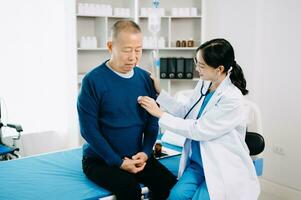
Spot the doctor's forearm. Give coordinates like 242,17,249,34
156,90,188,118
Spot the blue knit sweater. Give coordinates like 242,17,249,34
77,61,158,167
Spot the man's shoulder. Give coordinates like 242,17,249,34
84,62,108,81
134,67,151,80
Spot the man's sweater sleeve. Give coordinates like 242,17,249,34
142,80,159,157
77,77,123,167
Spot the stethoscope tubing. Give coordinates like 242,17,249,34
183,81,212,119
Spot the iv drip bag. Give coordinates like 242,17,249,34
148,8,161,34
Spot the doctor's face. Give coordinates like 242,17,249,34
194,50,220,81
107,31,142,74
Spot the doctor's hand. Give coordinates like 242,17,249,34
120,157,146,174
148,71,161,94
132,152,148,167
138,96,164,118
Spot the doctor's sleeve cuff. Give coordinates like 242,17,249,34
159,112,174,129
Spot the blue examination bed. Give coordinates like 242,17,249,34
0,145,181,200
0,142,262,200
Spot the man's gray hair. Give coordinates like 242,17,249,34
111,20,141,41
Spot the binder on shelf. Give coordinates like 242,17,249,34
168,57,176,79
160,58,168,79
184,58,194,79
176,57,185,79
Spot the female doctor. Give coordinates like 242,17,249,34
138,38,260,200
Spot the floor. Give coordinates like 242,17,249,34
257,178,301,200
259,192,284,200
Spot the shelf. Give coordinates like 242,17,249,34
139,16,169,19
143,47,197,50
78,48,107,51
77,15,131,18
170,16,202,19
163,78,199,81
78,47,197,51
139,16,202,19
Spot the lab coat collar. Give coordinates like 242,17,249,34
200,74,232,116
202,73,232,95
214,73,232,96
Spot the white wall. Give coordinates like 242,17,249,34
204,0,301,195
0,0,78,149
257,0,301,192
203,0,260,99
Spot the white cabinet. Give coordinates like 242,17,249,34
77,0,203,95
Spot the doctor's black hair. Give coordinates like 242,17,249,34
196,38,249,95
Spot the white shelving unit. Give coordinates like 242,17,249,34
78,47,198,51
77,0,202,95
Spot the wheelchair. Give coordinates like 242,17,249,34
0,105,23,161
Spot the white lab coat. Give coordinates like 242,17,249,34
157,76,260,200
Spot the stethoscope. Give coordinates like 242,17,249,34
183,81,212,119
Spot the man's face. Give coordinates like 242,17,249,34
108,31,143,74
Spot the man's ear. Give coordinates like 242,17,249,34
107,41,113,53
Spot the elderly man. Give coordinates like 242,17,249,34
77,20,177,200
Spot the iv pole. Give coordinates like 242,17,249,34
148,0,161,79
